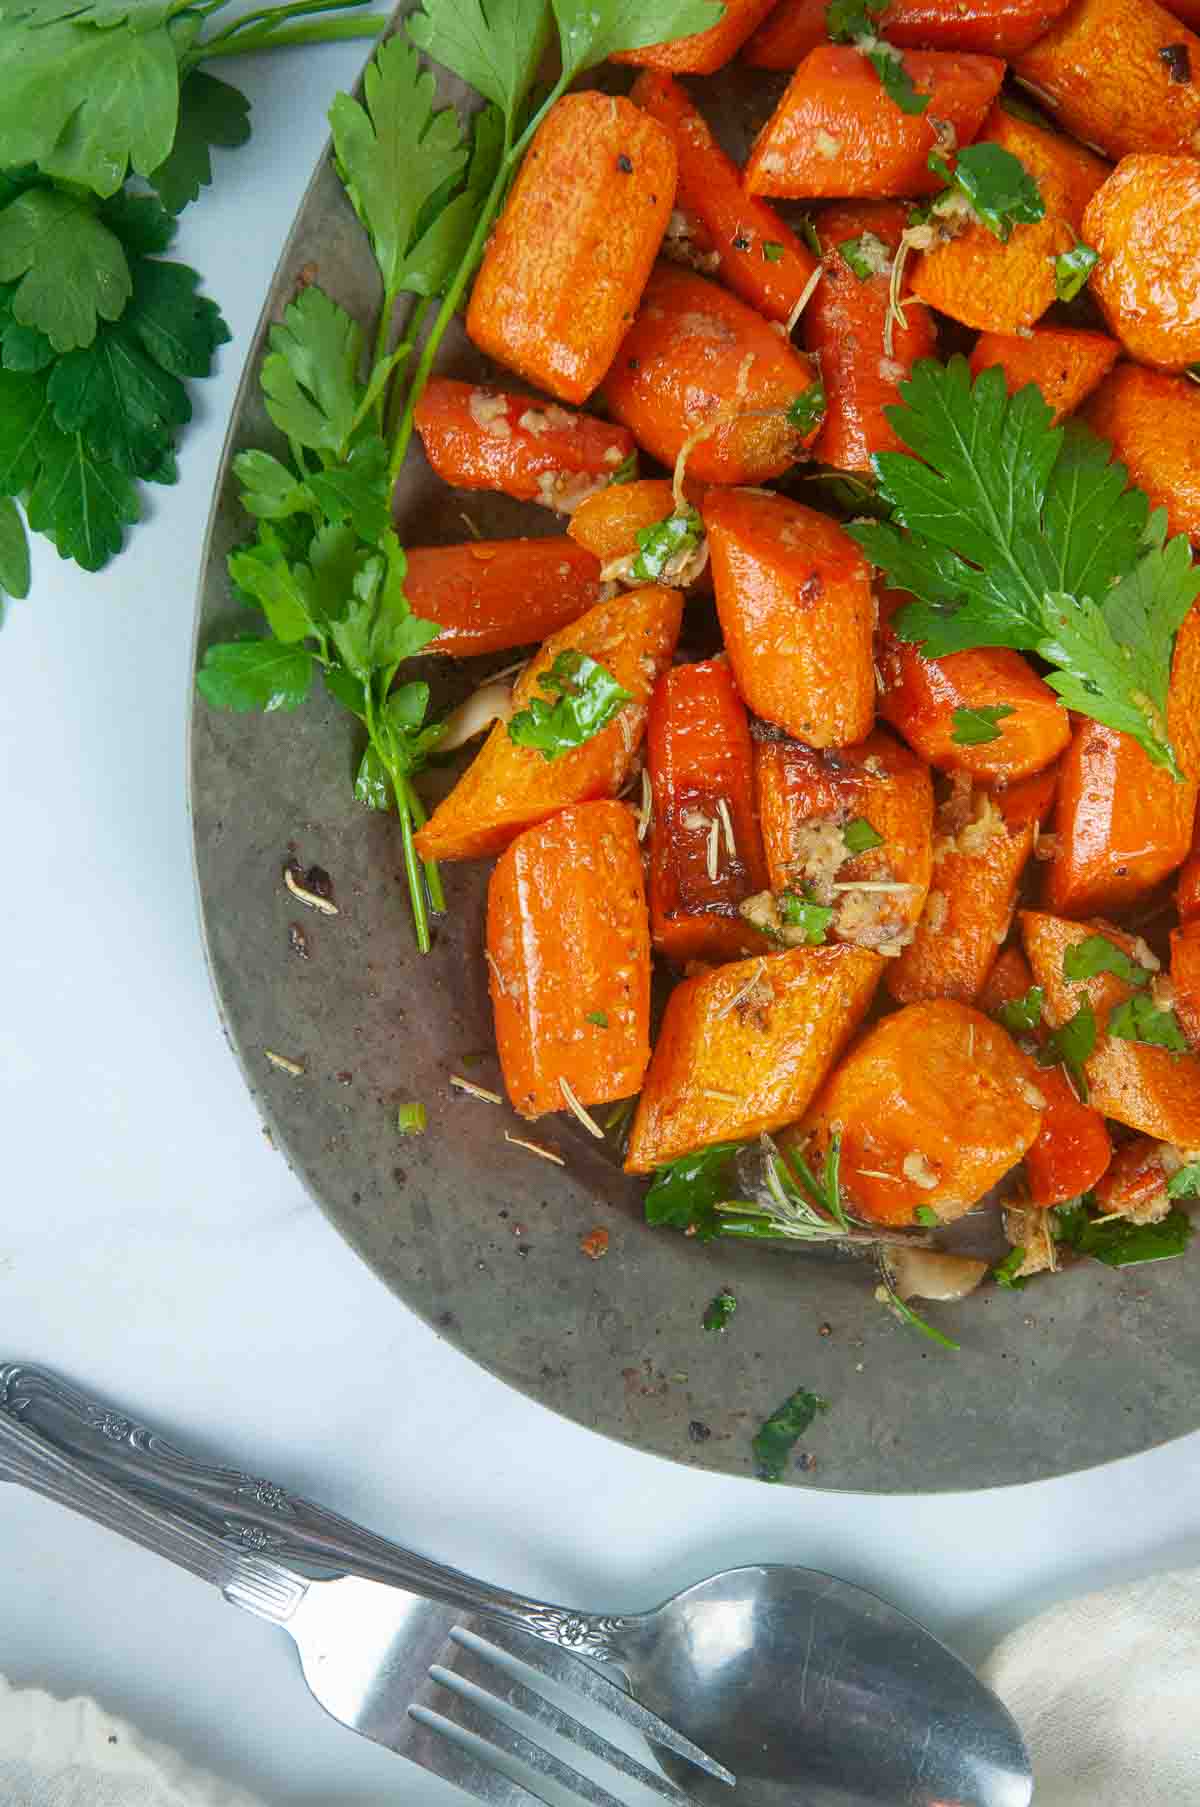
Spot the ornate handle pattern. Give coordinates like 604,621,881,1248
0,1363,633,1661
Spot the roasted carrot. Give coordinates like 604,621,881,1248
1093,1137,1174,1220
413,380,636,512
624,942,884,1170
877,590,1071,780
1084,365,1200,542
414,585,682,863
647,658,771,963
754,726,935,952
744,0,1074,59
799,1000,1044,1226
1170,919,1200,1048
488,802,651,1118
1178,817,1200,920
741,0,830,66
466,93,676,405
629,71,819,325
703,488,875,747
612,0,778,72
910,105,1109,332
743,46,1005,200
977,943,1113,1205
411,540,605,659
1014,0,1200,160
1042,721,1197,915
1082,158,1200,371
968,325,1120,425
886,783,1038,1005
603,265,823,484
568,479,680,562
1022,909,1200,1146
803,202,939,473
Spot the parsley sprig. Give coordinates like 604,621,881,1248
826,0,930,115
507,649,632,760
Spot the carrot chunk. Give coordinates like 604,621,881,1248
743,46,1004,200
1093,1137,1174,1219
1043,721,1197,916
1022,910,1200,1145
647,658,771,963
877,591,1071,780
413,379,636,512
414,585,682,863
603,265,823,484
629,71,819,325
488,802,651,1118
1014,0,1200,160
754,727,934,953
741,0,830,66
411,540,605,659
613,0,778,71
803,202,939,473
910,105,1108,332
1084,365,1200,542
624,942,883,1170
1177,818,1200,921
800,1000,1044,1226
1083,157,1200,372
968,325,1120,425
1170,919,1200,1047
466,93,677,404
744,0,1074,59
703,488,875,747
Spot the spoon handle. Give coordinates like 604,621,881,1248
0,1361,633,1661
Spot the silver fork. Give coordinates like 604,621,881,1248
0,1366,730,1807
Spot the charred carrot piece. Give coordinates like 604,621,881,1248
1083,159,1200,372
624,942,883,1170
1093,1138,1175,1220
877,590,1071,780
411,540,605,659
910,105,1108,333
488,802,651,1119
612,0,778,71
1014,0,1200,160
1084,365,1200,541
1170,919,1200,1046
414,585,682,863
754,726,935,952
603,265,823,485
743,46,1004,200
741,0,829,66
968,325,1120,425
704,488,875,748
1022,909,1200,1146
743,0,1073,59
803,202,939,473
629,71,819,326
1042,721,1197,915
647,658,771,963
977,944,1112,1206
799,1000,1044,1226
466,93,677,405
413,380,636,512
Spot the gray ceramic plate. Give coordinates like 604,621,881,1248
189,24,1200,1492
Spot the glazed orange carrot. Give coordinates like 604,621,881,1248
646,658,771,963
1042,722,1197,915
568,479,679,562
411,540,605,658
1178,818,1200,920
1082,158,1200,371
977,944,1112,1206
414,585,682,863
1014,0,1200,159
741,0,829,66
968,325,1120,425
466,93,676,405
743,0,1074,59
488,802,651,1118
1084,365,1200,541
624,942,884,1170
628,71,819,326
997,761,1060,829
877,591,1071,780
910,106,1109,332
1093,1138,1175,1219
886,783,1038,1005
603,265,823,484
799,1000,1044,1226
612,0,778,71
803,202,939,473
754,726,935,951
413,380,636,512
1170,919,1200,1046
743,46,1005,200
703,488,875,747
1021,910,1200,1145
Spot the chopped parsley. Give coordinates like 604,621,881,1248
1036,1000,1097,1100
842,816,884,855
1167,1162,1200,1198
826,0,929,114
787,384,826,438
995,986,1045,1036
950,703,1015,745
776,889,835,944
1054,242,1099,302
761,240,785,262
993,1247,1028,1290
585,1009,609,1028
915,1204,939,1226
1063,935,1152,988
507,649,632,761
702,1289,737,1332
607,450,639,484
629,506,703,582
1107,995,1189,1052
1056,1205,1194,1267
839,231,892,281
928,144,1045,242
397,1100,427,1135
752,1386,829,1481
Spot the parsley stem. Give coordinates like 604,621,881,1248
403,778,445,913
396,782,432,955
193,0,386,61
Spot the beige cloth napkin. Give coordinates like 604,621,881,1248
981,1567,1200,1803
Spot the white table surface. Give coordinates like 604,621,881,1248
4,35,1200,1805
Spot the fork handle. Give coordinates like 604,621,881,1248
0,1363,633,1661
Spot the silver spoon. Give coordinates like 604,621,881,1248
0,1361,1031,1807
